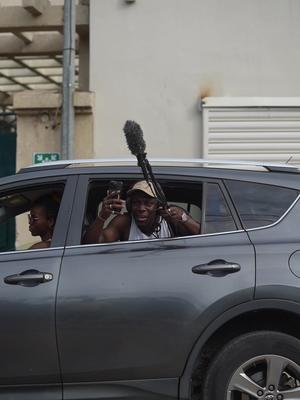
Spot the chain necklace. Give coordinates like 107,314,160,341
151,218,162,239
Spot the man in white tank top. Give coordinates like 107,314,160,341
84,180,200,244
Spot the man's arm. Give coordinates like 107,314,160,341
159,205,200,237
83,213,130,244
83,191,125,244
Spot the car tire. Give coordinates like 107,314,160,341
201,331,300,400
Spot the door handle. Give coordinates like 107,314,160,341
192,259,241,276
4,269,53,286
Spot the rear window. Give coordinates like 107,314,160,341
225,180,299,229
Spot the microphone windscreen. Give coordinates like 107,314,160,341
123,120,146,156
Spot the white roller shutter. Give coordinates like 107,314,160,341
202,97,300,164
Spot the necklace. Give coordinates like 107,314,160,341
152,218,162,239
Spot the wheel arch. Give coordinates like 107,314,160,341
179,298,300,400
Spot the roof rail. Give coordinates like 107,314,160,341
18,158,137,173
18,158,300,174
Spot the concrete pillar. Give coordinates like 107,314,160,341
13,90,95,170
79,33,90,90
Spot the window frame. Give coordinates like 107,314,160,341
0,175,78,253
202,181,239,234
67,173,243,247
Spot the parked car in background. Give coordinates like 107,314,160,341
0,158,300,400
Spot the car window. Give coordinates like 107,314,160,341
225,180,299,229
203,183,237,234
82,179,238,244
81,180,203,241
0,185,64,252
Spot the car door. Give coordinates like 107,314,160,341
56,174,255,400
0,175,77,400
225,179,300,301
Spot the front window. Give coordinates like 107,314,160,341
0,185,64,252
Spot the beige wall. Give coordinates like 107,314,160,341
12,89,94,246
0,0,65,5
90,0,300,159
13,90,95,170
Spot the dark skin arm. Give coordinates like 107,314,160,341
159,205,200,236
84,214,130,244
83,191,128,244
100,214,130,242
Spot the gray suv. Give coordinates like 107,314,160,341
0,159,300,400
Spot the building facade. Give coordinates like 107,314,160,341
1,0,300,168
90,0,300,162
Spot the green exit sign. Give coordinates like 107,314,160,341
33,152,60,164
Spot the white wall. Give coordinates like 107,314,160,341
90,0,300,158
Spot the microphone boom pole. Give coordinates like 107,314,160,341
123,120,167,206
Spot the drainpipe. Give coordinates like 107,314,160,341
61,0,76,160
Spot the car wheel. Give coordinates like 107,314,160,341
201,331,300,400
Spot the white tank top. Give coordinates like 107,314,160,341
128,217,171,241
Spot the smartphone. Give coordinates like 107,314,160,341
107,180,123,198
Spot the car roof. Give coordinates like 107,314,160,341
1,158,300,189
18,157,300,174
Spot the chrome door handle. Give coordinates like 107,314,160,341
192,259,241,276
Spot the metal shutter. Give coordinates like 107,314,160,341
202,97,300,164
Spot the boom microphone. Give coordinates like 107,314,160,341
123,120,146,157
123,120,167,205
123,120,149,185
